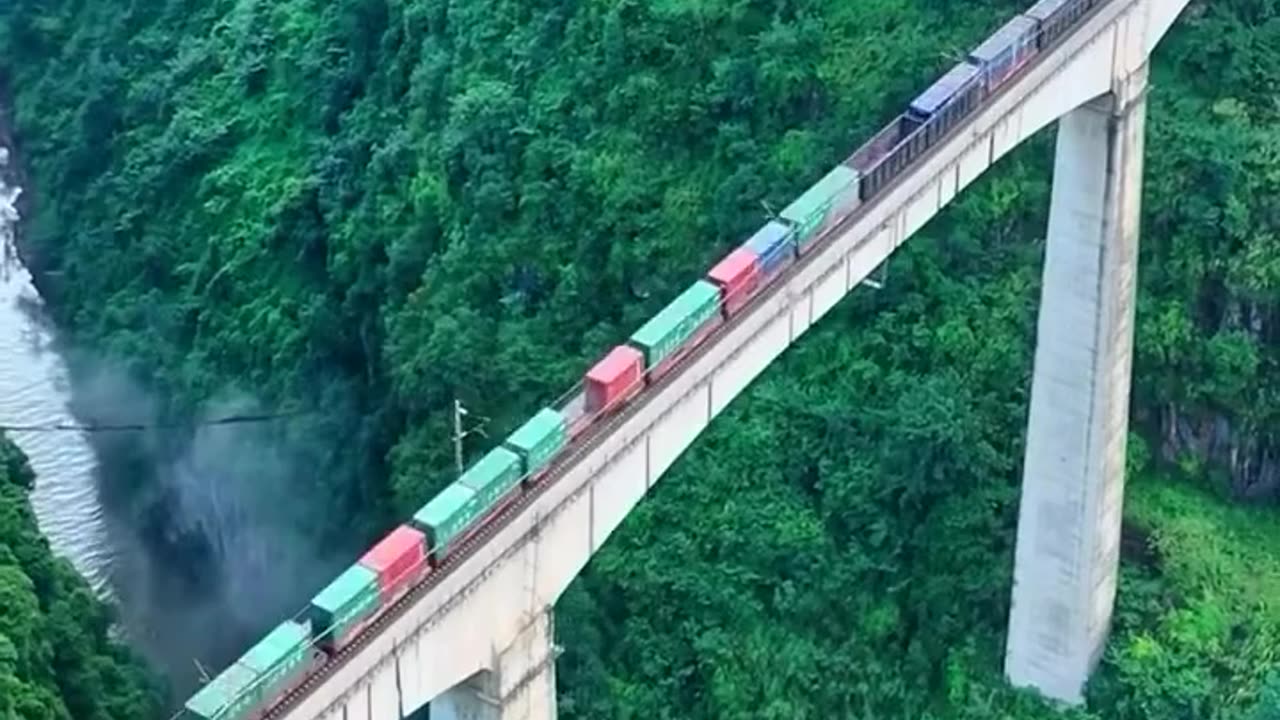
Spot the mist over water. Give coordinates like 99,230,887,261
79,373,346,699
0,140,342,702
174,396,341,629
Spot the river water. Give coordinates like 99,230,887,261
0,145,115,595
0,140,338,702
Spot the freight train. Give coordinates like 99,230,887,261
183,0,1102,716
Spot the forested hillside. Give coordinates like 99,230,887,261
0,434,161,719
1,0,1278,717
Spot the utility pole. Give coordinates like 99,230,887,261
453,399,467,475
452,399,489,475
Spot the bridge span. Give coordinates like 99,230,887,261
270,0,1189,717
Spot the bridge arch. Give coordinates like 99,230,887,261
263,1,1192,717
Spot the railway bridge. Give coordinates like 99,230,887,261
270,0,1191,716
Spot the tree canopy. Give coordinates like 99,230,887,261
0,435,161,719
0,0,1277,717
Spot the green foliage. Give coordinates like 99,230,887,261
0,0,1277,717
0,435,162,719
1091,472,1280,719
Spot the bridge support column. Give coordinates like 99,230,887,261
431,609,558,720
1005,64,1148,706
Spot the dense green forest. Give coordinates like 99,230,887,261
0,434,160,719
1,0,1278,717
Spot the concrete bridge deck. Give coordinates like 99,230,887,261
267,0,1190,716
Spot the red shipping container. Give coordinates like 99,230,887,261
359,524,427,602
585,345,645,413
706,248,763,317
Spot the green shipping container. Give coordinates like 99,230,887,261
628,280,721,369
502,408,568,476
237,620,312,703
184,661,259,720
780,165,860,248
457,447,523,509
309,564,380,646
413,482,484,554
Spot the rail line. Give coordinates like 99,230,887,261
261,0,1121,716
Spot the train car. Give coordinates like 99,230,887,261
848,115,924,201
628,279,723,383
851,62,984,201
234,620,320,720
502,408,569,481
584,345,645,416
741,221,795,278
969,15,1039,90
779,165,861,251
1026,0,1096,49
359,524,430,605
411,482,484,559
184,661,261,720
907,61,984,146
457,446,524,506
706,247,763,318
307,563,381,652
180,3,1123,718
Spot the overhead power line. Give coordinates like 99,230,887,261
0,410,315,434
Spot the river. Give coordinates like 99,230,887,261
0,138,236,700
0,145,116,595
0,136,337,702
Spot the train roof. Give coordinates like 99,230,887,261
586,345,644,384
184,662,258,720
969,15,1038,64
311,563,378,615
1024,0,1076,21
908,62,982,118
239,620,310,674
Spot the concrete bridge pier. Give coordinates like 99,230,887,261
1004,61,1149,705
431,609,559,720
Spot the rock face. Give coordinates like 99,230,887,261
1160,405,1279,501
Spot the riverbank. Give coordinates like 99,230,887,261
0,85,117,594
0,73,31,264
0,80,339,703
0,431,164,717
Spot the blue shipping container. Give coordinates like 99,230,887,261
741,221,794,275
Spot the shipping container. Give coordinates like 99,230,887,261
308,563,380,649
907,62,982,120
503,408,569,477
585,345,645,413
968,16,1038,88
359,524,428,602
184,661,259,720
412,482,484,555
908,60,987,151
741,221,795,276
706,247,762,317
779,165,861,250
456,446,523,510
628,279,722,373
236,620,314,713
